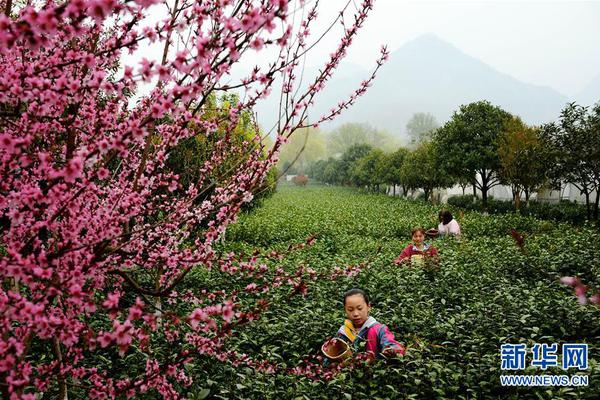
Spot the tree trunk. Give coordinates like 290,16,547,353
4,0,13,16
594,189,600,220
155,267,163,327
512,186,521,212
53,337,69,400
481,172,489,210
481,188,488,207
392,185,395,196
525,188,531,208
585,191,591,220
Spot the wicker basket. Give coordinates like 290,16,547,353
321,338,352,361
425,228,439,238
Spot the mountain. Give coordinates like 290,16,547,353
574,74,600,106
255,34,570,139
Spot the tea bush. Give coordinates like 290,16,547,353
184,186,600,399
447,195,590,225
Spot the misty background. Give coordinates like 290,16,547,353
262,0,600,169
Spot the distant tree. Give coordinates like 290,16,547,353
322,159,343,185
167,94,251,188
292,174,309,186
498,117,548,210
339,143,373,185
456,176,472,197
400,142,453,202
326,123,398,156
281,160,298,175
434,101,512,208
406,112,439,146
541,102,600,220
307,159,329,182
278,128,326,174
350,149,386,191
382,147,410,196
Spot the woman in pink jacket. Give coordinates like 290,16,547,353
394,227,439,266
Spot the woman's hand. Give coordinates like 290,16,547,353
394,257,408,266
382,346,403,359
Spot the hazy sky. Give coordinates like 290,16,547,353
303,0,600,97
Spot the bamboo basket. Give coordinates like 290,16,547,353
321,338,352,361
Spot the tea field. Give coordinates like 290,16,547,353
186,185,600,399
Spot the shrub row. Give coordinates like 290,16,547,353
447,195,590,225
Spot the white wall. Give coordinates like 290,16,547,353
387,178,597,205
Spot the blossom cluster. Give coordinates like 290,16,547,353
0,0,383,398
560,276,600,306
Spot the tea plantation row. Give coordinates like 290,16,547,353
184,185,600,399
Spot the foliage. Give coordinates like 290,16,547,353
406,112,439,146
307,159,329,183
447,195,591,226
0,1,386,398
350,148,386,191
498,116,549,210
399,141,454,201
292,174,309,186
326,122,399,156
277,128,326,175
434,101,513,207
337,143,373,185
200,185,600,399
541,102,600,220
382,147,410,195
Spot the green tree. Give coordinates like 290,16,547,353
498,116,548,210
434,101,512,208
382,147,409,196
322,159,343,185
277,127,326,175
541,102,600,220
350,149,386,191
400,142,453,202
326,123,398,156
165,93,278,213
307,159,329,182
406,112,439,146
338,143,373,185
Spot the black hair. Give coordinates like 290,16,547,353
411,227,426,236
343,288,370,306
440,210,453,225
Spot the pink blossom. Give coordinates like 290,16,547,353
250,38,264,51
63,156,83,183
103,292,120,309
574,284,587,297
189,308,208,329
97,332,113,348
222,306,234,323
0,0,378,393
97,168,109,180
560,276,578,286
